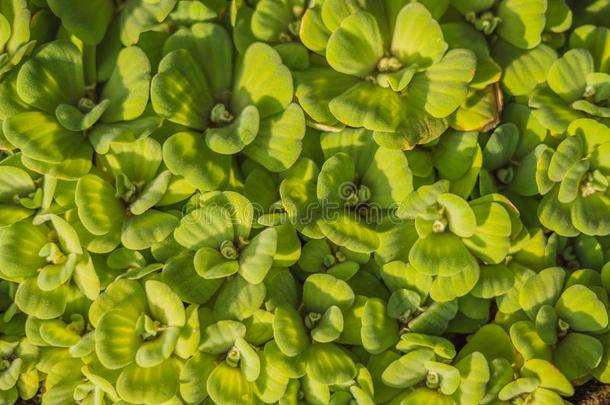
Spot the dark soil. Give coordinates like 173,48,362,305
571,381,610,404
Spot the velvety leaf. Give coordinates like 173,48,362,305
48,0,112,44
17,40,83,113
116,359,179,404
326,11,383,77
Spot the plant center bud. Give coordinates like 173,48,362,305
220,240,239,260
210,103,234,125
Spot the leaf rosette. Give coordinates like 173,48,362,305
151,22,305,173
173,191,280,287
397,181,519,301
381,334,490,405
0,0,36,79
2,39,157,179
0,162,51,229
457,325,575,404
0,214,100,319
536,119,610,236
281,128,413,253
92,279,184,403
404,130,482,198
479,106,549,197
188,319,263,404
75,137,180,252
39,355,123,405
0,337,38,404
297,2,477,149
529,27,610,133
509,267,610,381
271,273,358,386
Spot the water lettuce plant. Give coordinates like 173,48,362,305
297,2,477,149
0,1,609,404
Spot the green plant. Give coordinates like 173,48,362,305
0,1,609,404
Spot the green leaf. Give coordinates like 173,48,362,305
306,343,357,385
121,210,178,251
410,232,478,277
519,267,565,319
95,308,140,369
116,359,179,404
391,3,447,69
408,300,458,336
89,116,162,154
498,377,539,401
162,253,223,304
483,123,520,170
429,261,480,302
382,349,434,388
17,40,83,113
555,285,609,332
509,321,552,361
145,280,185,327
407,48,476,119
89,279,146,327
162,131,231,191
151,49,213,129
537,188,579,237
311,305,344,343
206,362,258,405
547,49,594,103
206,105,259,154
194,247,238,279
232,42,293,118
15,278,67,319
558,159,589,203
572,194,610,236
250,0,292,42
456,324,515,363
4,111,88,164
535,304,558,345
554,333,603,380
294,66,359,125
317,210,380,254
463,201,512,264
180,352,215,403
135,326,181,368
529,84,584,134
48,0,112,44
496,0,547,49
437,193,476,237
300,6,330,54
37,253,77,291
120,0,177,46
101,46,151,123
239,227,277,284
273,306,309,357
234,337,260,383
75,174,124,236
470,264,515,299
163,22,232,100
129,171,172,215
304,273,355,313
243,103,306,172
326,11,383,77
213,276,266,321
174,205,234,251
360,297,398,354
0,220,47,280
521,359,574,396
200,320,246,354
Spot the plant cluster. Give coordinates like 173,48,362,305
0,0,609,404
